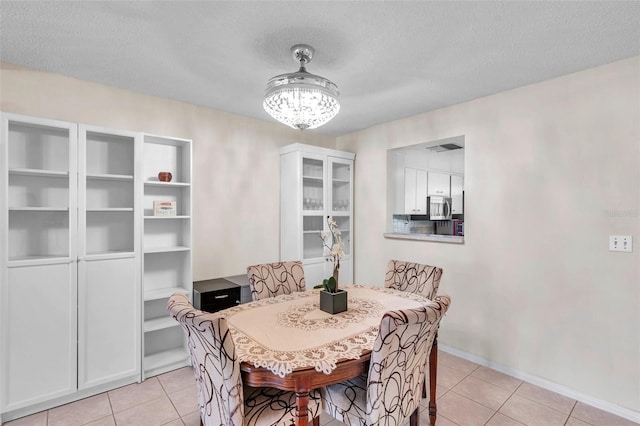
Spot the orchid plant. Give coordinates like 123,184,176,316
320,216,344,293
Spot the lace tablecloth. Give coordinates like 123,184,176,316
219,285,429,377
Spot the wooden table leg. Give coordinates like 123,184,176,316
294,390,310,426
428,332,439,426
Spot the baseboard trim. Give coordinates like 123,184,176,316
439,344,640,424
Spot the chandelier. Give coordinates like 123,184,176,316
263,44,340,131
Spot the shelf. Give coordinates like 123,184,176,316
144,246,191,254
144,215,190,220
144,316,179,333
332,178,350,183
9,207,68,211
86,208,134,212
8,168,69,178
7,256,73,267
302,175,323,181
83,251,135,261
144,181,190,187
145,286,190,301
86,173,134,181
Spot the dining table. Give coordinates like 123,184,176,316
217,284,440,426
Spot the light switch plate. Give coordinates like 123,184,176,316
609,235,633,252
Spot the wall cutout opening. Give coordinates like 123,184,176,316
386,135,465,242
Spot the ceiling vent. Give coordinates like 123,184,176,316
426,143,464,152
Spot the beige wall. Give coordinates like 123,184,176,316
2,57,639,418
337,57,640,417
0,62,334,279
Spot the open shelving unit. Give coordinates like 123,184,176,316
141,133,192,379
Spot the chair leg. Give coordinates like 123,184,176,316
312,416,320,426
410,407,420,426
428,332,439,426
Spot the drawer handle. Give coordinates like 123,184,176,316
214,294,229,299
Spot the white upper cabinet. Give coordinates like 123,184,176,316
427,171,451,197
404,167,428,214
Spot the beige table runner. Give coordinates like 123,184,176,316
220,285,428,377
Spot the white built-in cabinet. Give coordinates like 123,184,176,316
280,144,355,288
141,134,192,379
1,113,192,421
427,171,451,197
0,113,141,418
451,174,464,214
404,168,427,214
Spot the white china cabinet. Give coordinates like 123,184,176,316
141,134,192,379
0,113,141,419
280,144,355,287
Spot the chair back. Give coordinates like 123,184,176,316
384,259,443,299
167,293,244,425
366,295,451,424
246,260,306,301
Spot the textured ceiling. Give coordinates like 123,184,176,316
1,1,639,136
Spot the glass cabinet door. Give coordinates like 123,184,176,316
329,159,351,213
302,157,324,212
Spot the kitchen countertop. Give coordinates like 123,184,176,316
383,233,464,244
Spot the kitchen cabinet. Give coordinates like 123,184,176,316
141,134,192,379
427,171,450,196
280,144,355,287
404,167,427,214
1,113,140,417
451,174,464,214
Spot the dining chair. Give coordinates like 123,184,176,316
246,260,306,301
167,293,321,426
385,259,444,404
321,295,451,426
384,259,443,300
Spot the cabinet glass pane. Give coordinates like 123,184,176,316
333,216,351,255
9,174,69,209
332,162,351,212
8,122,70,172
8,211,69,260
86,180,133,209
85,132,134,176
302,158,323,211
86,211,134,254
303,216,324,259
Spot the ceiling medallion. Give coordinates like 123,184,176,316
263,44,340,131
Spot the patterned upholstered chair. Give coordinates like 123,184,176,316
385,259,444,403
384,259,443,300
321,295,451,426
167,293,321,426
246,260,306,301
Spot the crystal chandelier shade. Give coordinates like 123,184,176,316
263,45,340,131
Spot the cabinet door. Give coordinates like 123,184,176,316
428,171,451,196
451,175,464,214
415,170,427,213
404,168,417,213
78,257,140,389
303,259,326,289
404,168,427,214
4,263,77,411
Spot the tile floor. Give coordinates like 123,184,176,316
4,350,638,426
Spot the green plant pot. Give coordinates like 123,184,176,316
320,289,348,314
